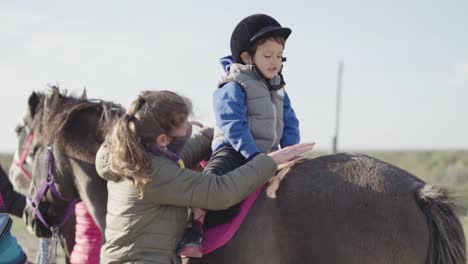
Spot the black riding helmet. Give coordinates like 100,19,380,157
230,14,292,64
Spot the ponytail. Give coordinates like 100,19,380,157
109,97,151,199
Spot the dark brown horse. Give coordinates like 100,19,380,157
19,88,123,264
9,90,79,262
191,153,466,264
23,87,124,233
24,88,466,264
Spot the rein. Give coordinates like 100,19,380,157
13,131,34,180
26,145,79,231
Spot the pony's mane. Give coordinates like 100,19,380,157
37,86,125,145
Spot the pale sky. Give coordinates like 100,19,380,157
1,0,467,152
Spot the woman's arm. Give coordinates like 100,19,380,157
145,154,277,210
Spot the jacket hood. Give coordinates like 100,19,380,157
220,55,234,73
95,143,122,182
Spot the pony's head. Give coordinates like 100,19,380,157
23,86,123,236
23,87,84,237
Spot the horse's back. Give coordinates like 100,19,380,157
197,153,431,264
270,153,429,263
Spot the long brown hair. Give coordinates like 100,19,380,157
108,90,192,198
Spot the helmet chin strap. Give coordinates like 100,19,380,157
251,64,286,91
243,53,286,91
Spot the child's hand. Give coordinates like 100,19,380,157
268,143,315,165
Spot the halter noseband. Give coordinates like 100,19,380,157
26,145,79,231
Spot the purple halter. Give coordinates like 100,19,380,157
26,145,79,231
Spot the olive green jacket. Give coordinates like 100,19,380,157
96,127,277,264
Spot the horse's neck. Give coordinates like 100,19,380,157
68,158,107,232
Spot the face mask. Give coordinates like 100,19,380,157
166,124,192,155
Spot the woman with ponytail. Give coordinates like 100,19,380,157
95,90,314,264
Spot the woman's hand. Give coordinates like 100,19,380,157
268,143,315,165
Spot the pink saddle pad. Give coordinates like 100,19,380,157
202,186,263,254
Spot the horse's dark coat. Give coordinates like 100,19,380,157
189,155,465,263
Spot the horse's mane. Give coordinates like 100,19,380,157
37,86,125,146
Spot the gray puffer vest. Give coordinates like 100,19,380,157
214,63,285,154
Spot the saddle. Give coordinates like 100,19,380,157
201,157,304,255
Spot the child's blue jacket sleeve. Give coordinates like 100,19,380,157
213,82,260,160
280,92,300,147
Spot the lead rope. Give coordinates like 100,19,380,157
50,226,59,264
36,238,51,264
36,228,58,264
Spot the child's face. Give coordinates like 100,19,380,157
252,38,284,80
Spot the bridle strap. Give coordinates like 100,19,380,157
13,131,34,180
26,146,79,230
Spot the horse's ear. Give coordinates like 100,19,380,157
27,92,41,118
80,87,87,100
52,85,61,96
44,86,61,115
47,85,60,101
